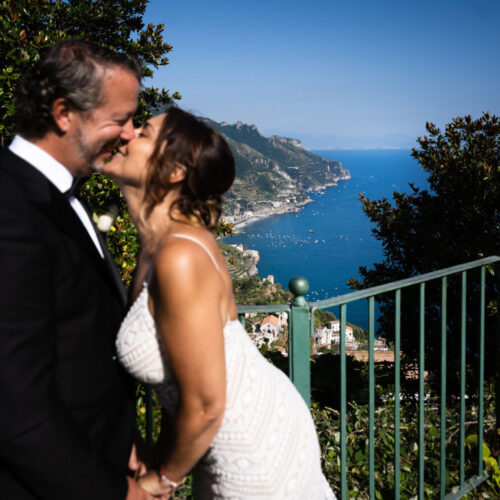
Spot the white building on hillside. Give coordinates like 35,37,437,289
374,337,388,350
314,320,358,349
251,314,286,347
260,315,281,340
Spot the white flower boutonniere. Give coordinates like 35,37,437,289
93,205,119,232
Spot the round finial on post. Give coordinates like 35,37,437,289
289,276,309,306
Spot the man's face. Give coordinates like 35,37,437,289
69,67,139,175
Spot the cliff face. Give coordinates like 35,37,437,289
201,118,350,217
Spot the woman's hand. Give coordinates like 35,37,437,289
137,471,174,499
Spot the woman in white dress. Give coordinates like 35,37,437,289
105,107,335,499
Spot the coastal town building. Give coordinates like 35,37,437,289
374,337,388,350
260,315,280,338
276,312,288,328
251,314,288,347
313,320,358,350
242,310,389,358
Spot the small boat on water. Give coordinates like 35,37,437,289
308,229,314,233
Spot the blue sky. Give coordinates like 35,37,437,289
144,0,500,149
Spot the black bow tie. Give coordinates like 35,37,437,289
64,177,87,200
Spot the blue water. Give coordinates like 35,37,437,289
224,149,429,328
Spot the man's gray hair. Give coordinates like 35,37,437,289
15,40,142,139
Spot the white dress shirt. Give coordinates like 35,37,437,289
9,135,104,258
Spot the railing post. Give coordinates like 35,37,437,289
495,264,500,430
289,276,311,406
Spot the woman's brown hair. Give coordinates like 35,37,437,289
141,107,235,230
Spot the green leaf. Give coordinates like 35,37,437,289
428,425,439,438
466,434,478,446
354,450,365,463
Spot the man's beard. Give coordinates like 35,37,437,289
72,128,110,173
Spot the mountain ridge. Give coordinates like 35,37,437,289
200,118,350,218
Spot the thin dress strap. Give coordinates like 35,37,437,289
170,234,221,273
171,234,234,324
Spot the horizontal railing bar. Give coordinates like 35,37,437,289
310,256,500,309
443,473,489,500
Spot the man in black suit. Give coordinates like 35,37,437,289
0,41,152,499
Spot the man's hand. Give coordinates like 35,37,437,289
126,476,152,500
126,475,171,500
127,476,171,500
138,471,174,499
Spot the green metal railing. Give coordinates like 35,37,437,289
145,256,499,498
237,256,500,499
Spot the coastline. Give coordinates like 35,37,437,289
307,173,351,192
232,199,314,232
231,173,351,233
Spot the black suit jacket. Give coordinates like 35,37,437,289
0,149,135,499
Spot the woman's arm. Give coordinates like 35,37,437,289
151,238,227,482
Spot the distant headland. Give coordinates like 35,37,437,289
200,117,351,229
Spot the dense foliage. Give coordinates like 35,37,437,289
356,113,500,278
349,113,500,392
315,394,499,499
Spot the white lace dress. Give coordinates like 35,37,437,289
116,235,336,499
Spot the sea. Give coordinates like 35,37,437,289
223,149,430,329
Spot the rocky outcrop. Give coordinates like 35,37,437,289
270,135,304,149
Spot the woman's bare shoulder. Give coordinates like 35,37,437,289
153,231,219,285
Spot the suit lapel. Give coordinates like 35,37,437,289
81,202,128,305
99,235,128,305
1,150,127,306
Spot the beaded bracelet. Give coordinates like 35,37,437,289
160,465,182,490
